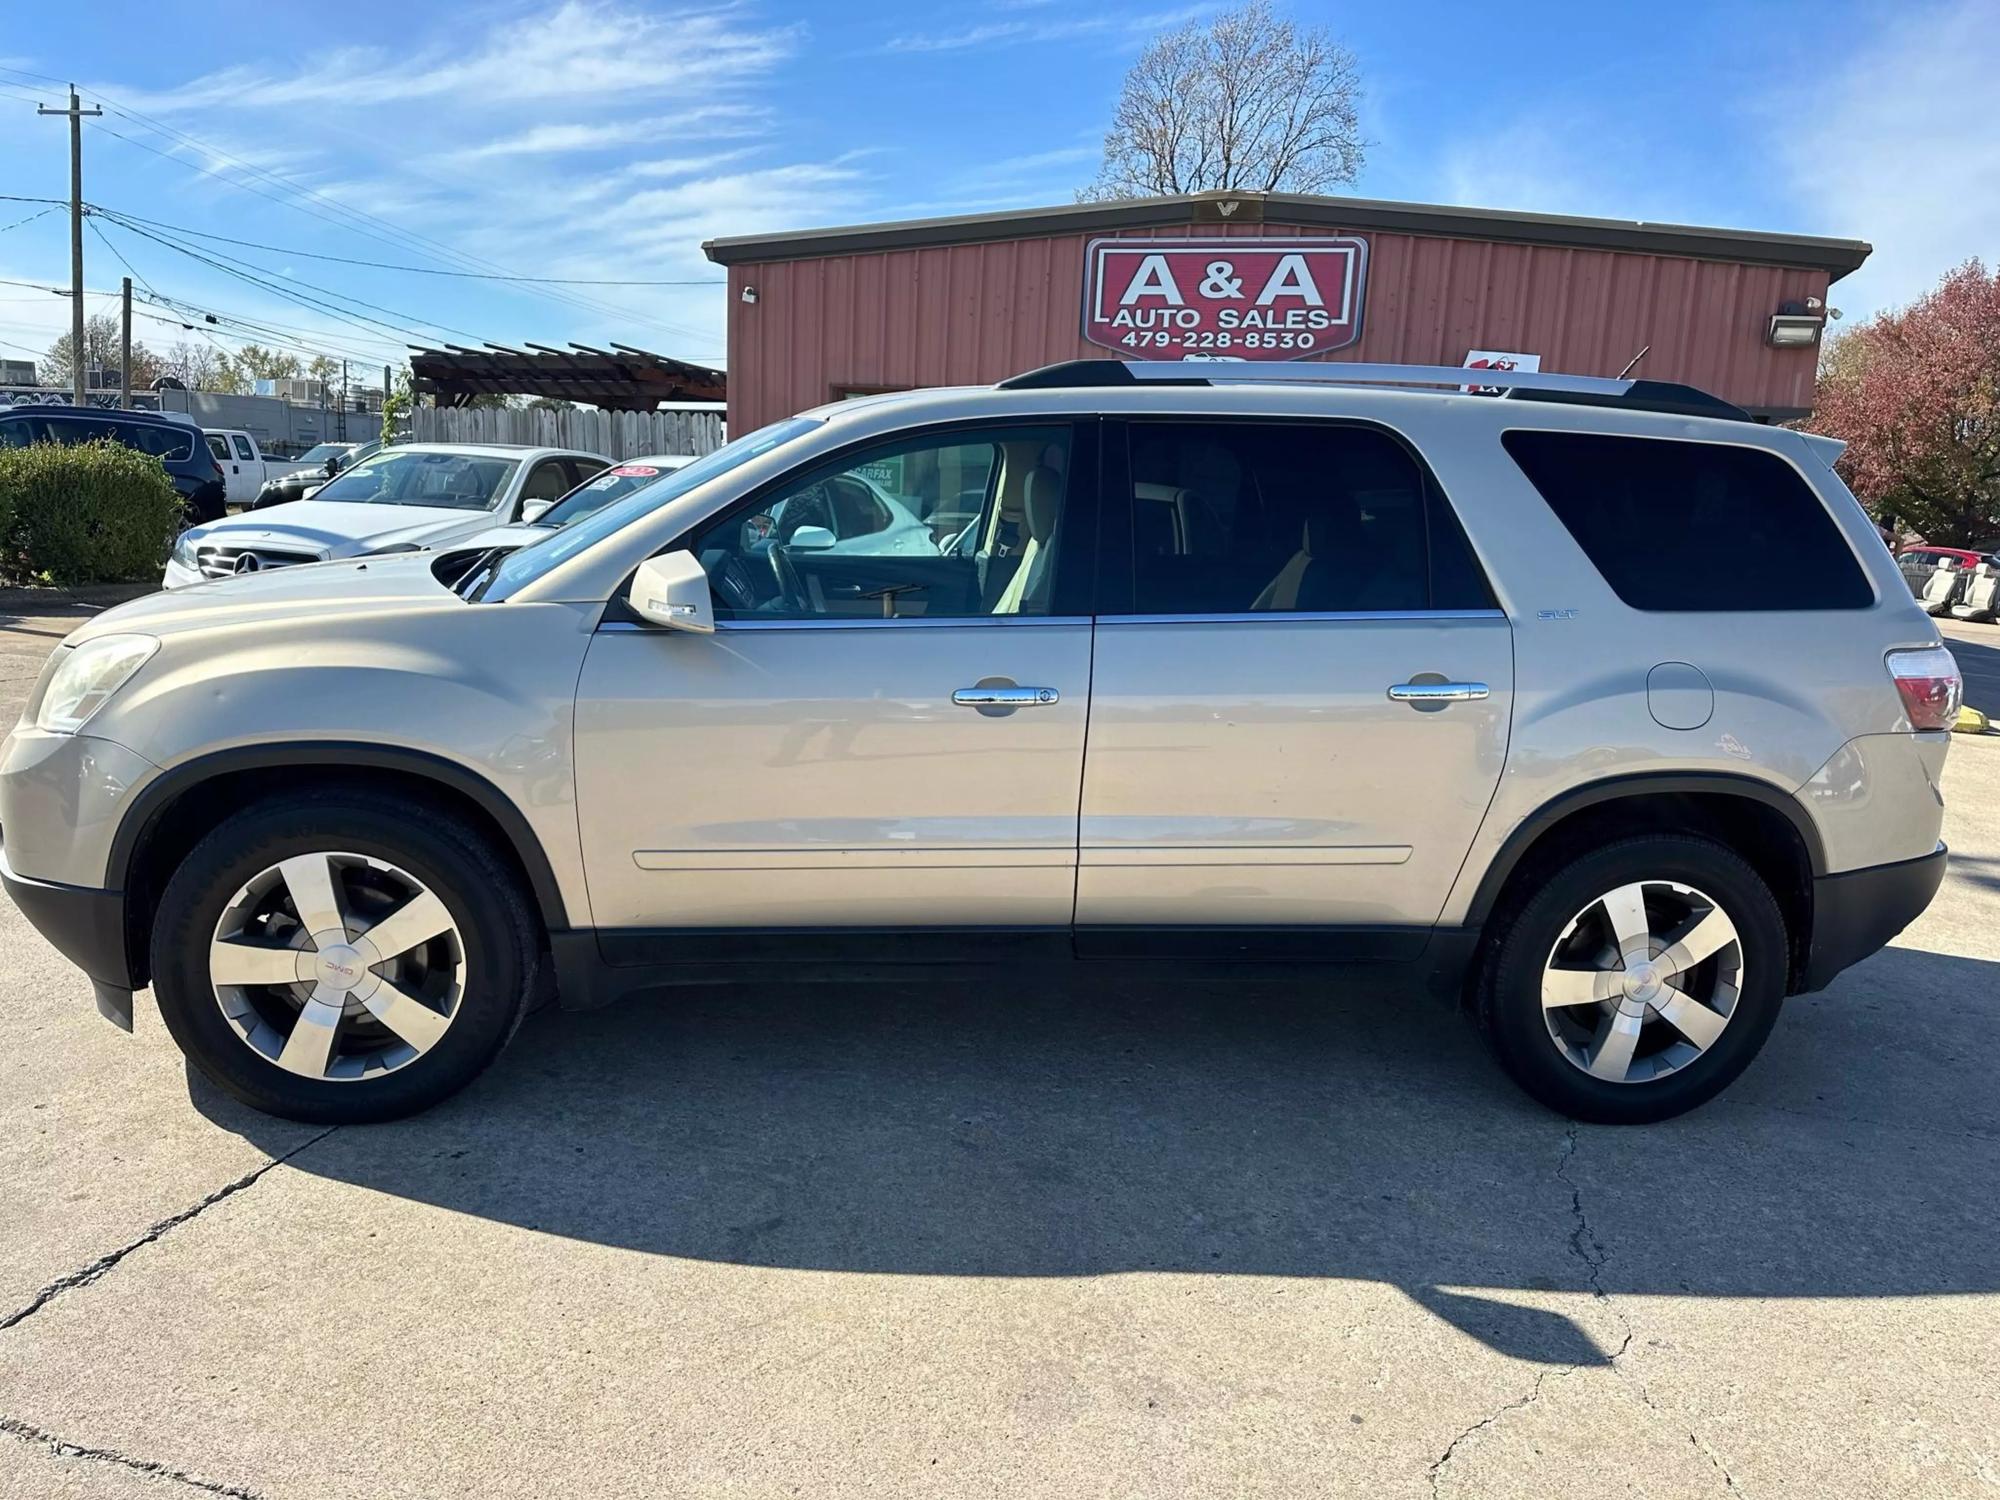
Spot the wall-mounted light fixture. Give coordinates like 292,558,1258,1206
1767,299,1823,348
740,286,759,305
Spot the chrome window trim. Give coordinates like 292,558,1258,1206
598,615,1093,634
1098,609,1507,626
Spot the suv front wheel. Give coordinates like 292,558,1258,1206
150,792,538,1124
1476,835,1788,1123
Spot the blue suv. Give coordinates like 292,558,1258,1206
0,404,227,521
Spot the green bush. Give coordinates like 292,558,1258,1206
0,438,185,585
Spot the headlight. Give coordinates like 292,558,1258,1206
36,634,159,734
171,531,201,568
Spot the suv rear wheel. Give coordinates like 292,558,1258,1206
150,792,538,1124
1476,835,1787,1123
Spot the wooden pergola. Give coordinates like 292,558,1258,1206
408,343,726,411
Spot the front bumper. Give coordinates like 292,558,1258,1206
0,849,136,1026
1801,843,1948,992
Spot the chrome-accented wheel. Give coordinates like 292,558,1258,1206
207,852,465,1082
1541,880,1742,1084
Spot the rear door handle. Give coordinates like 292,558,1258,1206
1388,681,1489,703
953,686,1060,708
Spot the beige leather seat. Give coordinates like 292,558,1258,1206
992,466,1061,614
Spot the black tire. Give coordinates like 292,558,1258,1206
150,792,538,1124
1474,834,1787,1124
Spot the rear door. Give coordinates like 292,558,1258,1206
1075,417,1514,952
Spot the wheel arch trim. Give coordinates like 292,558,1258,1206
1462,771,1826,929
110,742,571,932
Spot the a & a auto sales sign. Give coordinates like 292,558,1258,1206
1082,236,1368,359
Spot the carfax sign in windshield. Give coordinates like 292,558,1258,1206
1082,236,1367,359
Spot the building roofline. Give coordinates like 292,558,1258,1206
703,190,1872,282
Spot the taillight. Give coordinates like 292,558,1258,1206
1887,646,1963,731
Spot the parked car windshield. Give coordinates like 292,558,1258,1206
296,443,352,464
313,450,520,510
536,457,694,528
478,417,823,601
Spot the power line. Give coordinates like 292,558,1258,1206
88,203,725,286
81,110,713,341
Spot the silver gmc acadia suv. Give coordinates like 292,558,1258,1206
0,361,1960,1126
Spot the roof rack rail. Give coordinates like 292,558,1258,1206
996,358,1752,423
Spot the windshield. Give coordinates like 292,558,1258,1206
537,457,692,527
297,443,350,463
313,450,519,510
479,417,823,601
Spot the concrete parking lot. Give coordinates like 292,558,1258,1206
1,598,1996,1500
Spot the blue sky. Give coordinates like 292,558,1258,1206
2,0,1993,379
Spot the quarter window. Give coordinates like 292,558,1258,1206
1503,431,1873,611
1116,420,1492,615
691,426,1072,620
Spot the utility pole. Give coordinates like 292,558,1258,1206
339,359,349,440
119,276,132,409
38,86,103,406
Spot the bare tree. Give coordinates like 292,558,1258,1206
41,310,164,391
161,341,243,394
1082,2,1364,200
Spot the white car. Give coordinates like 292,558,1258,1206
164,443,608,587
436,455,938,597
438,454,696,562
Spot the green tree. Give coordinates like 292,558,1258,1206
231,344,302,382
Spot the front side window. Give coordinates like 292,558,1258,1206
1503,430,1873,611
691,425,1072,621
313,451,520,511
1117,420,1492,615
206,434,229,461
479,416,824,602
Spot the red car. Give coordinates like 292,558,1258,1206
1896,544,1997,596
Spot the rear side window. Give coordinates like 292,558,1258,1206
1503,431,1872,611
108,421,194,462
1118,420,1494,615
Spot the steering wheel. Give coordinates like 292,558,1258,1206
769,542,807,612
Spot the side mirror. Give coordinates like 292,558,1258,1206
325,457,342,476
519,498,553,524
788,524,836,552
627,550,714,633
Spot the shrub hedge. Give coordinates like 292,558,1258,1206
0,438,185,585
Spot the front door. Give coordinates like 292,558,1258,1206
572,420,1097,953
1075,417,1514,951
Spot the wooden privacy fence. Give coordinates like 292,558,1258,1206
411,405,724,459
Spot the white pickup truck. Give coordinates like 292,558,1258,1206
202,431,347,510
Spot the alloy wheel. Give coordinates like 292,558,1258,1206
207,851,466,1081
1540,879,1742,1084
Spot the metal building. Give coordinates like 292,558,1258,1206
704,190,1869,431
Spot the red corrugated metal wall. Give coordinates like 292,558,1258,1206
724,218,1830,431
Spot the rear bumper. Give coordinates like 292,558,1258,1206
1801,843,1947,992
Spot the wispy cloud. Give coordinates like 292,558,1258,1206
118,1,800,112
439,108,768,165
885,5,1207,54
1773,0,2000,321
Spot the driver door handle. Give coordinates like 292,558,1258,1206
953,686,1060,708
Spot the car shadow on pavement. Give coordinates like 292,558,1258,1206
192,944,2000,1367
1946,628,2000,717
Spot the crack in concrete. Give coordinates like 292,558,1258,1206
0,1127,335,1332
1,1414,267,1498
1431,1122,1746,1498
